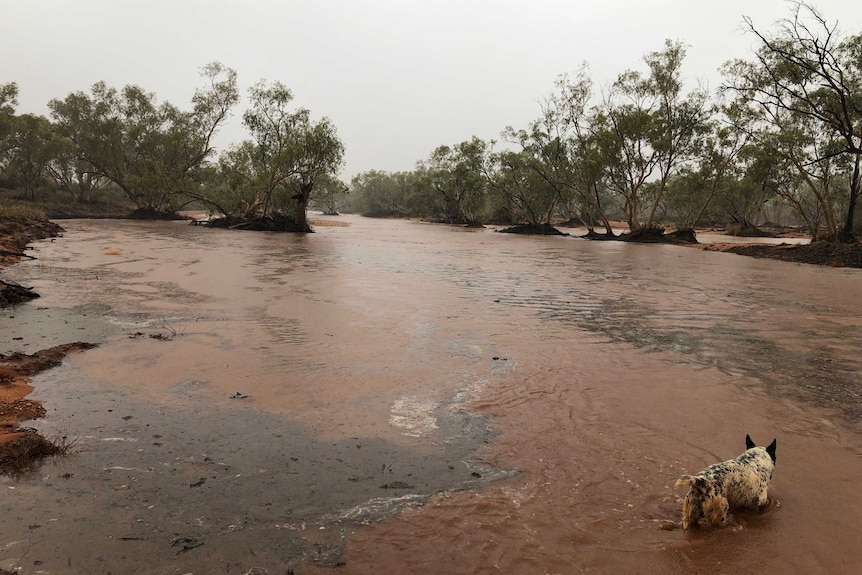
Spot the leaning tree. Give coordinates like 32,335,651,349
722,3,862,241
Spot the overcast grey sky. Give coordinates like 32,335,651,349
1,1,857,180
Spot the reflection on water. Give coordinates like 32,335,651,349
1,216,861,574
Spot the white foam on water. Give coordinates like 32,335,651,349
389,396,439,438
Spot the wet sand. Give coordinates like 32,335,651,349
0,344,95,444
2,216,862,574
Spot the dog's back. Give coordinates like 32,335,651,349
676,436,777,529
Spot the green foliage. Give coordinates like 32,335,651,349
3,68,347,228
5,114,62,200
504,66,616,233
307,173,348,215
0,82,19,167
44,131,107,203
349,170,416,217
49,62,239,214
594,40,708,231
418,137,490,224
663,116,750,228
197,80,345,230
722,3,862,240
199,140,260,218
0,82,16,116
285,115,345,229
236,80,306,216
486,149,558,225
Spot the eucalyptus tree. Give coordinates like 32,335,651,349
500,119,577,226
45,133,107,202
210,80,344,230
283,116,344,231
485,149,559,225
762,113,844,239
723,72,854,238
722,3,862,240
503,66,616,234
5,114,61,200
350,170,402,216
0,82,17,168
707,133,793,231
419,137,489,224
402,166,443,218
593,40,708,233
349,170,425,217
49,62,239,214
664,112,750,229
237,80,307,217
307,173,348,215
0,82,15,115
197,140,260,218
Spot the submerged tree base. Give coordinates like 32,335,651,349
0,280,40,307
725,223,772,237
498,223,568,236
582,229,617,240
207,214,313,233
619,226,699,244
127,208,189,220
667,228,699,243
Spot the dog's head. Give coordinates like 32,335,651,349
745,434,777,464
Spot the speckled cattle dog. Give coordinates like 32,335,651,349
675,435,777,529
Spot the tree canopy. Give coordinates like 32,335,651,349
198,80,345,231
48,62,239,215
722,3,862,241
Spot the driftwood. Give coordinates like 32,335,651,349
0,280,39,307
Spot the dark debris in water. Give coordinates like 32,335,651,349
170,535,206,553
380,481,415,489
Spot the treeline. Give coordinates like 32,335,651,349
1,4,859,240
347,4,861,242
0,64,345,231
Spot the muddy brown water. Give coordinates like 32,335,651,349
1,216,861,574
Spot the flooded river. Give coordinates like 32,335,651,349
2,216,861,574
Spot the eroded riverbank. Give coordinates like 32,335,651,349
2,216,861,574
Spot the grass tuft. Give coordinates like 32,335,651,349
0,202,48,221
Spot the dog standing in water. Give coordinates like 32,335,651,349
676,435,777,529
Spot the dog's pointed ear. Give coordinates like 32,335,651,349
745,434,756,450
766,438,777,462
